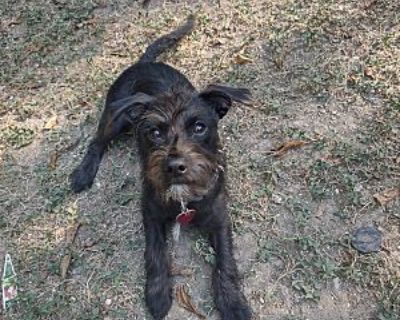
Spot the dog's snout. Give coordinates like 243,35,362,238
167,157,187,175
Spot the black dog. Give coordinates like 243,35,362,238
71,15,252,320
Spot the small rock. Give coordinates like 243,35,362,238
351,226,382,254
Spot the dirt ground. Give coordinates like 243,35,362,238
0,0,399,319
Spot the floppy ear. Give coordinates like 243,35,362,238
109,92,154,122
199,84,252,119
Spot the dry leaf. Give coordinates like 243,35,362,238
362,0,377,10
48,151,59,170
44,116,58,130
364,67,375,79
373,188,400,206
347,73,357,85
175,285,206,319
268,140,309,157
170,265,194,277
212,38,226,46
60,254,72,279
274,57,284,69
65,222,81,243
60,222,81,279
3,17,21,28
25,44,44,54
82,238,98,249
234,54,253,65
320,155,342,165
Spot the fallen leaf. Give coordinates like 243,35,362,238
3,17,21,27
234,54,253,65
175,285,206,319
362,0,377,10
60,222,81,279
65,222,81,243
347,73,357,85
364,67,375,79
82,238,98,249
274,57,284,69
44,116,58,130
60,254,72,279
25,44,44,54
320,155,342,165
48,151,59,170
212,37,227,47
373,188,400,206
268,140,309,157
170,265,194,277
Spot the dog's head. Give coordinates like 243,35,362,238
113,84,251,203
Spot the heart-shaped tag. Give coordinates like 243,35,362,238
176,209,196,226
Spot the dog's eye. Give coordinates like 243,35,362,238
193,121,207,135
149,128,163,141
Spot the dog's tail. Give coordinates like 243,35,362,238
139,15,195,63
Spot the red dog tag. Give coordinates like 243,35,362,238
176,209,196,226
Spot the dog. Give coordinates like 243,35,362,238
70,15,252,320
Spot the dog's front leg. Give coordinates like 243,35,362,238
210,226,252,320
143,218,172,320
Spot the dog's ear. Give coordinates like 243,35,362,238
199,84,252,119
109,93,154,122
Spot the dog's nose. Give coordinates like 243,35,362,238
167,157,187,175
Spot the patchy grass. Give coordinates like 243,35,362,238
1,0,399,319
0,126,36,148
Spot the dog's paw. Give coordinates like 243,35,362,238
145,289,172,320
216,292,252,320
145,274,172,320
220,303,252,320
70,166,95,193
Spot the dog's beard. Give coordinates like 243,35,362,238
165,184,192,202
164,167,221,203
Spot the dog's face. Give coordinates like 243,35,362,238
115,85,251,202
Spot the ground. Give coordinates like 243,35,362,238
0,0,399,319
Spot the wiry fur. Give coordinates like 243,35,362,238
70,16,252,320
